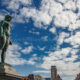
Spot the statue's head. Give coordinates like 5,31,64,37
4,15,12,22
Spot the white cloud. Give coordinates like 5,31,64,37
77,0,80,11
49,27,56,34
69,20,80,31
3,0,80,31
24,42,29,45
64,0,76,11
29,30,40,35
27,58,37,65
6,0,32,11
21,46,33,54
41,0,63,17
19,0,32,5
54,11,77,28
20,7,52,29
33,11,52,28
32,54,37,57
27,54,38,65
65,31,80,46
12,14,25,23
33,70,50,74
38,46,46,51
57,32,69,48
41,36,48,41
7,1,20,11
2,0,80,31
20,8,36,18
56,0,68,4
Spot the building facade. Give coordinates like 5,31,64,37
51,66,62,80
28,74,43,80
22,76,30,80
28,74,35,80
51,66,57,80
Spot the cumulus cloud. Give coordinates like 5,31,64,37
41,0,63,16
29,30,40,35
21,46,33,54
2,0,80,31
49,27,56,34
27,54,38,65
41,36,48,41
6,0,32,11
33,70,50,74
57,32,69,48
56,0,68,4
1,0,80,31
7,1,20,11
24,42,29,45
77,0,80,11
38,46,46,51
69,20,80,31
65,31,80,47
64,0,76,11
54,11,77,28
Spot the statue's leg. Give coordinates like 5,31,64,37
1,38,9,63
0,36,5,49
1,47,7,63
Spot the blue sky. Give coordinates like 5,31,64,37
0,0,80,80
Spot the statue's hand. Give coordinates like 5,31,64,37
9,41,12,45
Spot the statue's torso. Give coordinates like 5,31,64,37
2,21,11,37
0,20,11,49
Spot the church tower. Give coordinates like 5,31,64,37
51,66,57,80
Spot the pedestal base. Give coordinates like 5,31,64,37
0,73,22,80
0,63,22,80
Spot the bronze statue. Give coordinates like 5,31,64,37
0,15,12,63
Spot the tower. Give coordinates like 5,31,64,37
51,66,57,80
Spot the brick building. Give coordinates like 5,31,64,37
51,66,62,80
34,75,43,80
28,74,34,80
28,74,43,80
22,76,30,80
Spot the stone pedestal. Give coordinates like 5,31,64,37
0,63,22,80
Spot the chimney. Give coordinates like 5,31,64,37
51,66,57,80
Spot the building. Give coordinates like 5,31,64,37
75,73,80,80
51,66,62,80
34,75,43,80
28,74,43,80
51,66,57,80
28,74,35,80
44,78,51,80
22,76,30,80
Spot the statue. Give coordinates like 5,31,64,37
0,15,12,63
